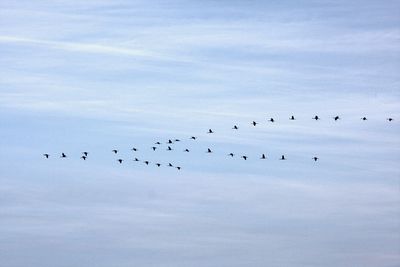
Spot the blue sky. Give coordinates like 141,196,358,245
0,1,399,266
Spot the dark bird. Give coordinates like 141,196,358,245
361,117,367,121
82,152,89,156
313,157,319,162
167,146,173,151
43,153,49,158
152,146,157,151
207,148,212,153
167,139,173,144
280,155,286,160
232,125,239,130
168,163,173,167
191,136,197,140
289,115,295,120
176,166,181,170
269,118,275,122
261,154,266,159
241,156,248,160
252,121,258,126
155,141,161,145
334,116,340,121
144,161,150,165
208,129,214,134
156,163,161,167
131,147,138,151
184,149,190,152
387,118,394,122
117,159,123,164
228,153,234,157
112,149,118,154
61,153,67,158
313,116,320,120
134,158,139,162
81,156,87,160
175,139,181,142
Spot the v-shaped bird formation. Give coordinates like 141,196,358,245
42,115,395,171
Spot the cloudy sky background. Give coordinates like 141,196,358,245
0,0,399,266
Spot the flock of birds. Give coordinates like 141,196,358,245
42,115,395,170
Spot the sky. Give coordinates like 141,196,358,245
0,0,400,266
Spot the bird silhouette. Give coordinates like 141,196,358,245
156,163,161,167
117,159,123,164
43,153,49,158
167,146,173,151
207,148,212,153
168,163,173,167
334,116,340,121
61,153,67,158
387,118,394,122
144,161,150,165
269,118,275,122
261,154,266,159
228,153,234,157
112,150,118,154
155,142,161,145
134,158,139,162
241,156,248,160
131,147,138,151
313,116,320,120
361,117,367,121
232,125,239,129
176,166,181,170
191,136,197,140
167,139,173,144
175,139,180,142
81,156,87,160
208,129,214,134
82,152,88,156
184,149,190,152
289,115,295,120
252,121,258,126
313,157,319,161
280,155,286,160
152,146,157,151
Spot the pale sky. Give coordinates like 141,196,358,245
0,1,399,266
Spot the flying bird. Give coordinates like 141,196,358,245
176,166,181,170
184,149,190,152
167,146,173,151
156,163,161,167
61,153,67,158
313,116,320,120
82,152,88,156
269,118,275,122
261,154,266,159
387,118,394,122
168,163,173,167
191,136,197,140
43,154,49,158
280,155,286,160
208,129,214,134
361,117,367,121
155,142,161,145
289,115,295,120
131,147,138,151
167,139,173,144
334,116,340,121
117,159,123,164
228,153,234,157
134,158,139,162
313,157,319,162
252,121,258,126
241,156,248,160
152,146,157,151
175,139,181,142
81,156,87,160
207,148,212,153
144,161,150,165
232,125,239,130
112,150,118,154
